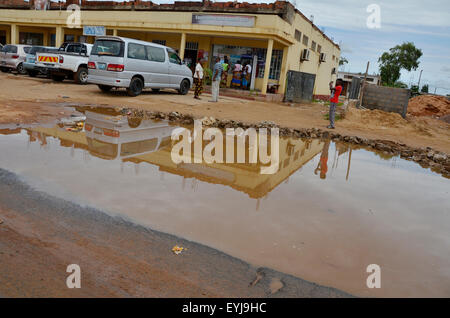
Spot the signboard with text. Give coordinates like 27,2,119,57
83,26,106,37
192,14,255,27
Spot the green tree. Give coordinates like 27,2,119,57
339,57,348,67
378,42,422,86
421,84,429,93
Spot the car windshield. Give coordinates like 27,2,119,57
91,40,124,57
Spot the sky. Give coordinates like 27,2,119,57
58,0,450,95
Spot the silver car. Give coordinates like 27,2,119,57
87,36,193,97
0,44,32,74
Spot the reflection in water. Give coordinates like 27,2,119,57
1,107,449,297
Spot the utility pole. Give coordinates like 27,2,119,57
358,61,369,108
417,69,423,89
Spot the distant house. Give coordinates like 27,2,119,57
337,71,381,97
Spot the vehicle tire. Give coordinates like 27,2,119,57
51,74,65,82
151,88,160,93
178,79,190,95
74,66,88,84
28,71,37,77
16,63,27,75
98,85,112,93
127,77,144,97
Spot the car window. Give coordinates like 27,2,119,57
128,43,146,60
91,40,124,57
67,44,81,53
4,45,18,53
146,46,165,62
23,47,31,54
167,49,181,65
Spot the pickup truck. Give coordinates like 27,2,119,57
35,42,93,84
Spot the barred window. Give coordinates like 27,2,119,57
152,40,166,46
257,49,283,80
311,41,316,52
302,35,309,46
186,42,198,50
294,29,302,42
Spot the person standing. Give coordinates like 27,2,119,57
209,57,223,103
328,79,343,129
221,56,229,88
193,58,204,100
243,63,252,89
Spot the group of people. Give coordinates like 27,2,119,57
193,55,344,130
192,56,253,102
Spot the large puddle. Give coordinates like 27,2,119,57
0,107,449,297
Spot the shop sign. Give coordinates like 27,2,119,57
83,26,106,36
192,14,255,27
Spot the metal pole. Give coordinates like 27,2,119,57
417,69,423,89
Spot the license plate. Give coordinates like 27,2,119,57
94,127,103,135
98,63,106,70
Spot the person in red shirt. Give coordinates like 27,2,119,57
328,79,343,129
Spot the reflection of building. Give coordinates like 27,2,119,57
0,1,340,96
23,110,323,199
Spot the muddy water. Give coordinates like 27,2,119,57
0,112,449,297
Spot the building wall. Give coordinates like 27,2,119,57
0,3,340,96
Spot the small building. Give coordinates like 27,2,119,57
0,0,341,98
338,71,381,97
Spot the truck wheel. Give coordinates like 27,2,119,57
127,77,143,97
98,85,112,93
16,63,27,75
51,74,65,82
178,79,190,95
75,66,88,84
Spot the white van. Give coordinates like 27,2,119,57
87,36,193,96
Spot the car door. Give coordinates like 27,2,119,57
166,49,184,86
126,42,148,85
145,45,169,87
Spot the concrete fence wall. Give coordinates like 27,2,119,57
362,85,410,118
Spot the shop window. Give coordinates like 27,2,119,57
311,41,316,52
294,29,302,42
152,40,166,46
19,32,43,45
302,35,309,46
257,49,283,80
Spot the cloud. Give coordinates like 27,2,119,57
442,66,450,73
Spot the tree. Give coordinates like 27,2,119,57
421,84,429,93
339,57,348,67
378,42,422,86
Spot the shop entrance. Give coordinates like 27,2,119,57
184,42,198,73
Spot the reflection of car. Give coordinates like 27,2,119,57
0,44,32,74
84,110,175,160
87,36,193,96
24,46,58,77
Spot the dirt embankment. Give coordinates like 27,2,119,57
408,95,450,119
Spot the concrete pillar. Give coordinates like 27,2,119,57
55,26,64,48
278,45,290,95
6,27,11,44
113,29,118,36
10,24,18,44
43,31,49,46
261,38,273,95
179,32,186,60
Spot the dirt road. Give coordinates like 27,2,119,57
0,72,449,154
